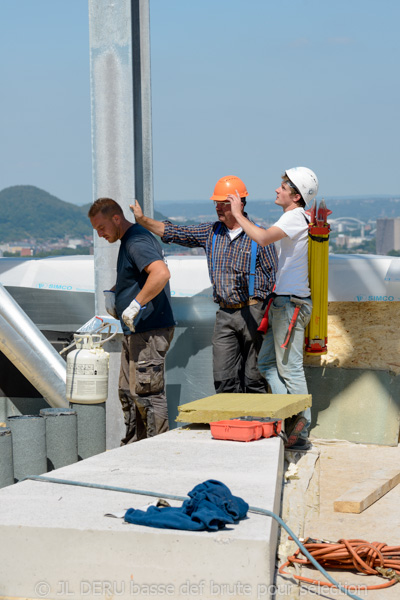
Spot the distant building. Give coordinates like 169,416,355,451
0,244,33,256
335,234,365,249
67,239,84,249
335,234,349,247
376,218,400,255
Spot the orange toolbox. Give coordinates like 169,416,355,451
210,417,282,442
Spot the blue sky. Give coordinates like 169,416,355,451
1,0,399,205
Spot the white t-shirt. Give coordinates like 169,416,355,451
273,208,310,297
228,226,243,241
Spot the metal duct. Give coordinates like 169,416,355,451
0,283,68,408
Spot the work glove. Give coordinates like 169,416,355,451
103,290,117,319
122,299,142,332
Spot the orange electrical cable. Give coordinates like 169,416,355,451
279,538,400,591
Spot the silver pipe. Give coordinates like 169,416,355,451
0,284,67,380
0,284,67,407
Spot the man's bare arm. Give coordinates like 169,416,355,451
130,200,166,238
121,259,171,331
135,260,170,306
229,192,287,246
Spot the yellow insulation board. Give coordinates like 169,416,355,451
176,393,311,424
304,301,400,375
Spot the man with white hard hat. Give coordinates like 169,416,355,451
229,167,319,450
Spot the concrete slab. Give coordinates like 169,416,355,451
176,393,312,424
0,426,284,600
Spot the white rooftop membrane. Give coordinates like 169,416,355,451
1,254,400,301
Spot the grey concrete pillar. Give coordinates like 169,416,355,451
0,427,14,489
88,0,153,449
40,408,78,471
6,415,47,482
103,335,126,447
72,403,106,460
88,0,154,314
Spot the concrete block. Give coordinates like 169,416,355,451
0,427,284,600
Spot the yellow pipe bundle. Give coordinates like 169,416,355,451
305,199,331,355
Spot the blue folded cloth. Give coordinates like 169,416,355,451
124,479,248,531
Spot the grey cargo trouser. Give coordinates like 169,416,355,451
118,326,175,445
212,300,268,394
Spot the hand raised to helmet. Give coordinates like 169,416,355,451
227,190,243,219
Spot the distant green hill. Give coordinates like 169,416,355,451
0,186,92,242
0,186,170,243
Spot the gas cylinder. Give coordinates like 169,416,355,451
66,334,109,404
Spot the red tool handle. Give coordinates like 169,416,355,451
281,306,301,349
257,297,274,333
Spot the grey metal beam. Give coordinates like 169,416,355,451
88,0,153,315
88,0,154,448
131,0,154,219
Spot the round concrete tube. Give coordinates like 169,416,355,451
0,427,14,488
6,415,47,482
71,402,106,460
40,408,78,471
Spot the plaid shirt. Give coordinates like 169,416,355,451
162,218,278,306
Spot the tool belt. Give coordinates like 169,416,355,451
219,298,260,309
258,294,311,336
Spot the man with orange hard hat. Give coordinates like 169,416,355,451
131,176,277,394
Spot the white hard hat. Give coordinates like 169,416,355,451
285,167,319,206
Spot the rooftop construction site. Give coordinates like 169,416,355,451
1,2,400,600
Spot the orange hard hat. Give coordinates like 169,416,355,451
210,175,249,201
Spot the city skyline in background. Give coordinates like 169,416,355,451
1,0,399,206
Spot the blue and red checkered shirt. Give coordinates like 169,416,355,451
162,218,277,306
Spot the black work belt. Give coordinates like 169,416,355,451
274,294,311,300
219,298,261,309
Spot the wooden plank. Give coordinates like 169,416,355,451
176,393,312,423
334,468,400,513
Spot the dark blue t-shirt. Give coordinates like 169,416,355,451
115,224,175,335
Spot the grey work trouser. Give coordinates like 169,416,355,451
212,300,268,394
118,326,175,445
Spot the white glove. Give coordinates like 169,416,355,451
122,299,142,332
103,290,117,318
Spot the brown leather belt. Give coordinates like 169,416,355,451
219,298,260,309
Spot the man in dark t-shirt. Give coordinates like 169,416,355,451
89,198,175,445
